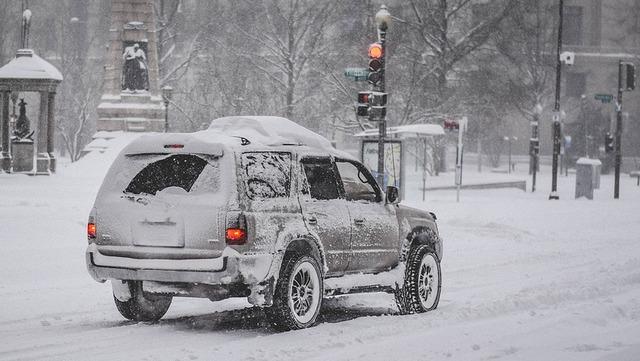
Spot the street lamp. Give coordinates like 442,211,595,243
375,5,391,32
504,136,518,174
374,5,391,188
162,85,173,133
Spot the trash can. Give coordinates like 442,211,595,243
575,158,601,200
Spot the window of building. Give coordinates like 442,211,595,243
564,6,583,45
565,72,586,98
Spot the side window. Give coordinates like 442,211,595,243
336,160,380,202
242,152,291,199
301,158,340,200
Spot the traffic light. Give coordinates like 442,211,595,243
355,91,388,120
604,132,614,153
529,138,540,156
368,42,384,86
623,62,635,91
356,91,371,116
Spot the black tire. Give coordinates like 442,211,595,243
265,254,323,331
113,281,172,322
395,244,441,315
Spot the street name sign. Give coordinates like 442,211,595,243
594,93,613,103
344,67,369,81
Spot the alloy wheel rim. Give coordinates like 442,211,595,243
288,261,320,324
418,254,438,309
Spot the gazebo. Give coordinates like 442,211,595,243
0,48,63,174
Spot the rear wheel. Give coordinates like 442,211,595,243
113,281,172,322
395,244,441,314
265,254,323,331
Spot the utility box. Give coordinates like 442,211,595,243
575,158,602,200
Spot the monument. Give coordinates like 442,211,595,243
97,0,164,132
0,8,62,175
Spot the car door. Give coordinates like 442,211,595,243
335,159,399,273
298,157,351,276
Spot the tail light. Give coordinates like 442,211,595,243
226,213,247,245
87,222,96,240
225,228,246,245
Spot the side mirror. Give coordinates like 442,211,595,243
385,186,399,204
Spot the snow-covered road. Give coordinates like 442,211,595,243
1,149,639,361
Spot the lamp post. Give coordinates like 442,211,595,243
162,85,173,133
550,0,564,200
530,103,542,192
504,136,518,174
374,5,391,188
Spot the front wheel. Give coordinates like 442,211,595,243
265,254,323,331
395,244,442,314
113,281,172,322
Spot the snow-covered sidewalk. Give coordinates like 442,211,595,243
1,148,639,360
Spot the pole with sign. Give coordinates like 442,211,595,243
455,117,468,202
614,60,635,199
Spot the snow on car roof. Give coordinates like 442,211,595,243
208,116,334,150
119,116,356,160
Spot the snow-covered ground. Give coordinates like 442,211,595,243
1,140,639,361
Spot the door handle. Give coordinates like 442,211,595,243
354,218,365,225
307,216,318,225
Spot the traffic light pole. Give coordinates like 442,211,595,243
549,0,564,200
376,26,387,188
614,60,623,199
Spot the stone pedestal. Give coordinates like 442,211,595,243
11,139,33,173
575,158,602,200
97,93,164,131
97,0,163,132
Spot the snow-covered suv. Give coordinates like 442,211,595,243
86,116,442,330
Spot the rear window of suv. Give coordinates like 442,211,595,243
100,154,221,197
242,152,291,199
125,154,208,195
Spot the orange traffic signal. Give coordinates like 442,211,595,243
368,43,383,59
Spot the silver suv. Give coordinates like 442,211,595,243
86,116,442,330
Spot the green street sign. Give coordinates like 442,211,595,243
344,67,369,81
594,93,613,103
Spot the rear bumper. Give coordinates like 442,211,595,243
85,243,271,286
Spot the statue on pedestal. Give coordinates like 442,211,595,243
13,99,33,140
122,43,149,92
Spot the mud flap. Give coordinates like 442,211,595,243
111,279,132,302
248,276,275,307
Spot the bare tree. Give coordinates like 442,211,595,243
226,0,337,121
52,0,106,162
495,0,556,124
57,83,99,162
394,0,517,104
154,0,205,86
